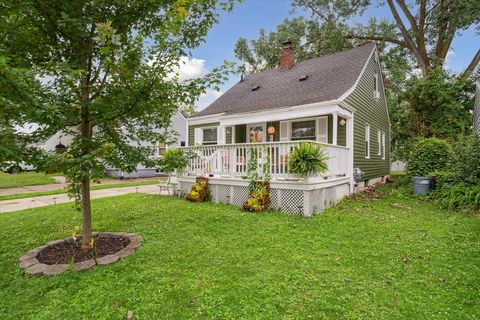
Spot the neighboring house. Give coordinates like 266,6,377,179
178,42,390,215
474,79,480,133
32,111,187,178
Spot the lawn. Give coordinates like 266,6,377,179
0,172,57,189
1,187,479,319
0,179,162,201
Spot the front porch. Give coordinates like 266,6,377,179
177,140,353,216
181,106,355,215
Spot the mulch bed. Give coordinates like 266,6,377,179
19,232,142,276
37,235,130,264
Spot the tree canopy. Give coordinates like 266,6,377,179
1,0,234,247
234,0,479,160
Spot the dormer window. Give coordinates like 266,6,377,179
299,75,308,81
373,73,380,99
251,85,260,91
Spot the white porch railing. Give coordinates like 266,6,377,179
179,141,349,181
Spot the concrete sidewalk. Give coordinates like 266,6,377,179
0,176,162,197
0,184,167,213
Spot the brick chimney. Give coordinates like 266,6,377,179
280,40,294,70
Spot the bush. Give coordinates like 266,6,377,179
158,149,195,174
407,138,454,177
428,133,480,212
452,133,480,185
289,142,329,178
431,183,480,213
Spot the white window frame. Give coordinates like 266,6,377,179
382,131,386,160
365,124,370,159
202,126,218,145
279,116,328,143
373,73,380,99
290,118,317,141
156,141,168,157
377,129,381,155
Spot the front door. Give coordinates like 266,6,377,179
248,123,266,143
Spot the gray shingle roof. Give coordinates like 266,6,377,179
196,43,375,117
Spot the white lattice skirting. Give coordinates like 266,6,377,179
178,177,351,216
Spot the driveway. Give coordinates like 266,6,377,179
0,185,168,213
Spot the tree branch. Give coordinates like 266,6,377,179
346,33,408,47
386,0,429,75
395,0,418,31
461,49,480,78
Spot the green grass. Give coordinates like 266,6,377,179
0,179,162,201
1,188,479,319
0,172,57,189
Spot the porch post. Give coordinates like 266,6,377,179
332,112,338,145
347,113,355,194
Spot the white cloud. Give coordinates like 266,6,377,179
197,89,223,110
445,49,455,70
173,56,207,82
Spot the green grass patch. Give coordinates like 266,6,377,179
0,172,57,189
1,189,479,319
0,179,162,201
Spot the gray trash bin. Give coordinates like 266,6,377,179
412,176,435,195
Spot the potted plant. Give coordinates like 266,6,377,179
288,142,329,181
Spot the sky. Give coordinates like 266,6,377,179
177,0,479,111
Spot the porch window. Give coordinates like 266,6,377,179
291,120,316,140
202,128,217,145
365,124,370,159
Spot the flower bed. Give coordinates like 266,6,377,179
243,181,270,212
186,177,209,202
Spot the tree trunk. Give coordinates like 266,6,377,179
80,97,92,249
81,173,92,249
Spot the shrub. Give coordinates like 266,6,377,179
159,149,195,174
451,133,480,185
289,142,329,178
431,183,480,213
407,138,454,177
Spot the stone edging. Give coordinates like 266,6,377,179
19,232,142,276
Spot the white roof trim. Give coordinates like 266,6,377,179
188,99,355,126
338,45,376,101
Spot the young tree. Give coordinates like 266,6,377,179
1,0,234,249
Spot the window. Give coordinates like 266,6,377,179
377,130,381,155
202,128,217,145
180,141,186,147
365,124,370,159
157,142,167,156
373,73,380,99
382,131,386,160
291,120,316,140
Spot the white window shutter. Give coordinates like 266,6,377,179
317,117,328,143
194,128,202,145
279,121,289,141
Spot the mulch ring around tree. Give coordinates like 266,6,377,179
19,232,142,276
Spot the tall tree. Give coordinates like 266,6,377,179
1,0,234,248
293,0,480,77
235,17,351,73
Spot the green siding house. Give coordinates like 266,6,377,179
179,43,390,215
474,79,480,133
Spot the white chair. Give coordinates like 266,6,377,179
159,174,178,195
